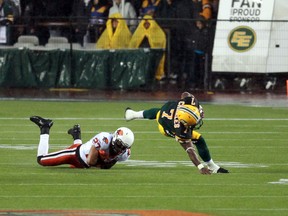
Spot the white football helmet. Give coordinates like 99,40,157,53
112,127,134,149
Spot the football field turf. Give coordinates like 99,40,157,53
0,100,287,216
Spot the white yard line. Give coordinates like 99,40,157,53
1,117,288,121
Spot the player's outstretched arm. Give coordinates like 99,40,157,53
181,141,211,175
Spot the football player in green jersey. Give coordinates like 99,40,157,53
124,92,229,175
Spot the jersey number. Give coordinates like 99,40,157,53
161,109,180,128
161,109,174,120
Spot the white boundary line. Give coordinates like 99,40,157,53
0,195,287,198
0,117,288,121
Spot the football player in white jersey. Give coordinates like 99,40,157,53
30,116,134,169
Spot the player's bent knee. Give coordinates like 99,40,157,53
192,131,201,140
37,156,45,166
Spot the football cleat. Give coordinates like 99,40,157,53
67,124,81,140
30,116,53,129
30,116,53,134
217,167,229,173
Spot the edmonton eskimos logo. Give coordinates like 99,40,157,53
228,26,256,52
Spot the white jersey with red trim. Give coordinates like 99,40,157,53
78,132,131,165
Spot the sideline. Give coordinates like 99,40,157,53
0,210,210,216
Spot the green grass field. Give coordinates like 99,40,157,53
0,100,287,216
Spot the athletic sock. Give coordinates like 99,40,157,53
205,159,220,171
37,134,49,156
74,139,82,145
125,110,144,120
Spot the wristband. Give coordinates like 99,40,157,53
197,164,204,170
185,147,194,152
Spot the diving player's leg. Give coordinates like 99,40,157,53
192,131,229,173
36,145,82,167
37,134,49,158
125,107,160,120
30,116,53,164
30,117,86,168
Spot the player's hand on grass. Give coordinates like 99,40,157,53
199,167,211,175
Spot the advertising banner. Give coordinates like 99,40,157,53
267,0,288,72
212,0,283,73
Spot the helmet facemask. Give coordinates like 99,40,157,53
110,138,129,156
194,118,203,130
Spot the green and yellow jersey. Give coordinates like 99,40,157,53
156,96,202,143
